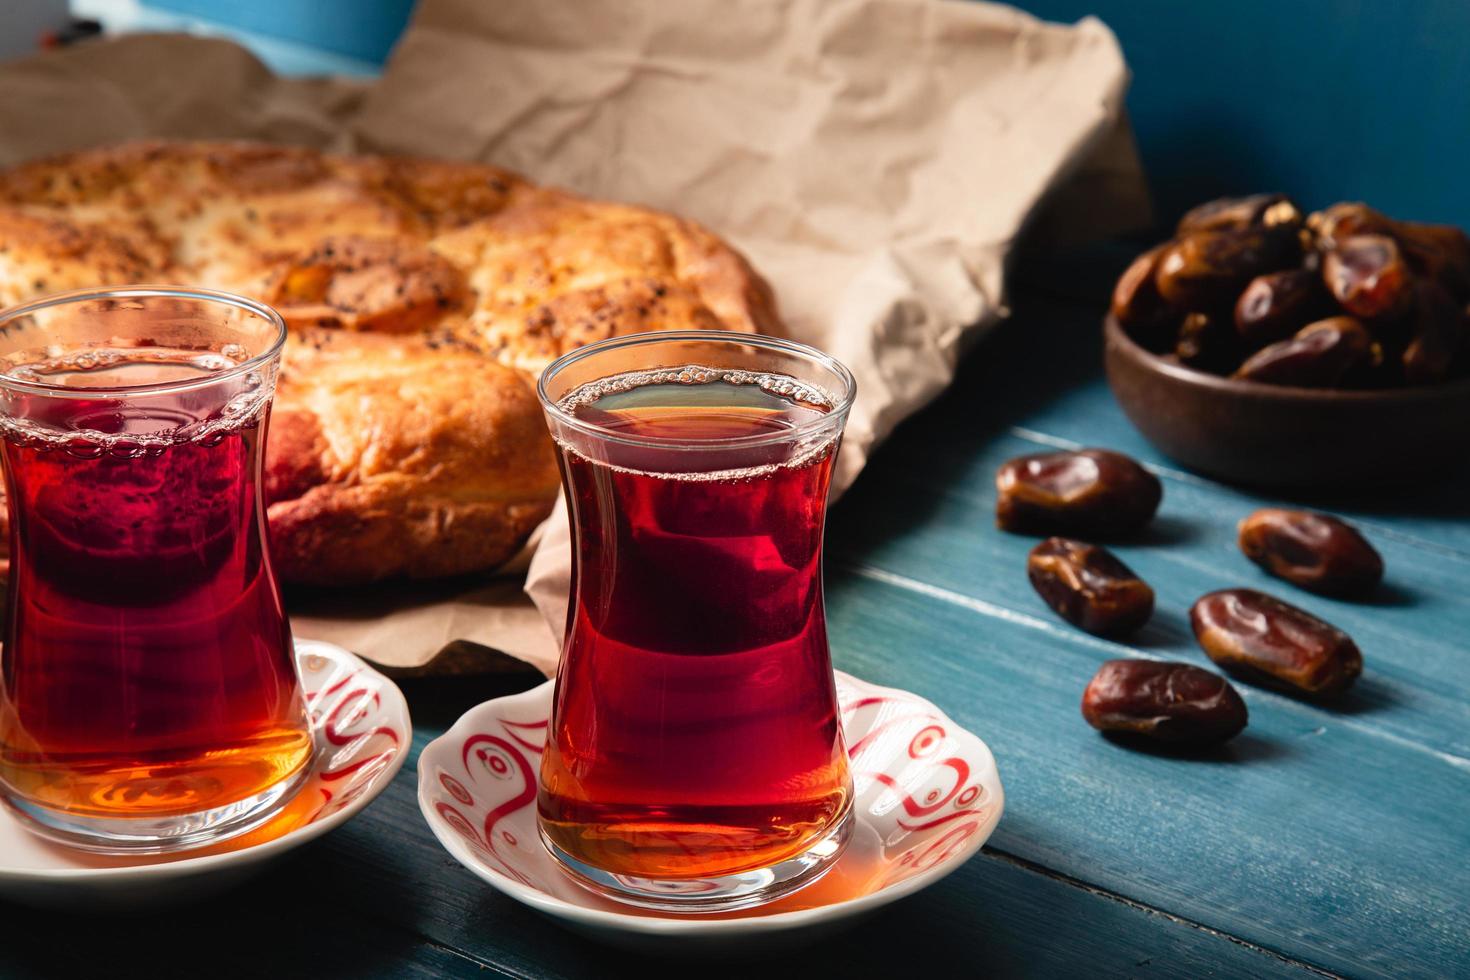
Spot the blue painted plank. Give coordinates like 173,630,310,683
0,875,502,978
821,572,1470,980
832,283,1470,761
833,431,1470,761
816,282,1470,978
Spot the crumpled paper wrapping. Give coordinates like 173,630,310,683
354,0,1146,673
0,34,362,164
0,0,1147,676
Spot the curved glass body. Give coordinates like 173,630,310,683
536,331,856,912
0,287,311,853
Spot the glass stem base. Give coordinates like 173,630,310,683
1,756,313,855
540,801,853,914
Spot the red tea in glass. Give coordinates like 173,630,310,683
536,333,856,912
0,287,312,853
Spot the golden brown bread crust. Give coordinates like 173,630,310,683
0,141,781,583
433,189,780,372
265,331,559,584
262,236,471,334
0,141,781,372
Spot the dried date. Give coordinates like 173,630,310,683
1028,538,1154,636
1116,197,1470,391
1177,194,1302,235
1307,202,1393,252
996,450,1162,536
1111,243,1177,349
1322,234,1414,320
1081,659,1247,745
1233,316,1372,387
1175,310,1243,373
1190,589,1363,697
1311,205,1470,299
1238,509,1383,596
1395,220,1470,300
1234,269,1332,348
1403,279,1465,384
1155,227,1299,310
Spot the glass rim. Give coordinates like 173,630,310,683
536,330,858,451
0,285,288,399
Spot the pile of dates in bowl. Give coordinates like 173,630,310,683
1115,195,1470,385
1105,196,1470,487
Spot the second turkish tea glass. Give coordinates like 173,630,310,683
536,331,857,912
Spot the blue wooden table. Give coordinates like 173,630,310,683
2,249,1465,978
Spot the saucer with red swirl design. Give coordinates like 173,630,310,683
418,670,1003,952
0,640,410,911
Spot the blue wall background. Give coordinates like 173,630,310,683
1014,0,1470,231
148,0,416,64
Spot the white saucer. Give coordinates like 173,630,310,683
418,670,1003,953
0,640,410,910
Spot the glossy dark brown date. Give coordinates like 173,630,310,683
1155,227,1299,310
1177,193,1301,235
1190,589,1363,697
1028,538,1154,636
1403,279,1466,384
1311,204,1470,299
1234,269,1331,348
1307,202,1393,252
996,450,1162,536
1238,509,1383,597
1115,196,1470,391
1395,220,1470,299
1081,659,1247,745
1233,317,1372,387
1175,310,1242,373
1322,234,1413,319
1111,243,1175,347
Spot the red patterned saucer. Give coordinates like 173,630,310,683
418,671,1003,951
0,640,410,910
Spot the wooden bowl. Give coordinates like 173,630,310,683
1103,315,1470,488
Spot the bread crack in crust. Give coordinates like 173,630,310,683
264,235,471,334
0,141,782,584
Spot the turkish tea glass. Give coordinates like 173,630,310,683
536,331,857,912
0,286,312,853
